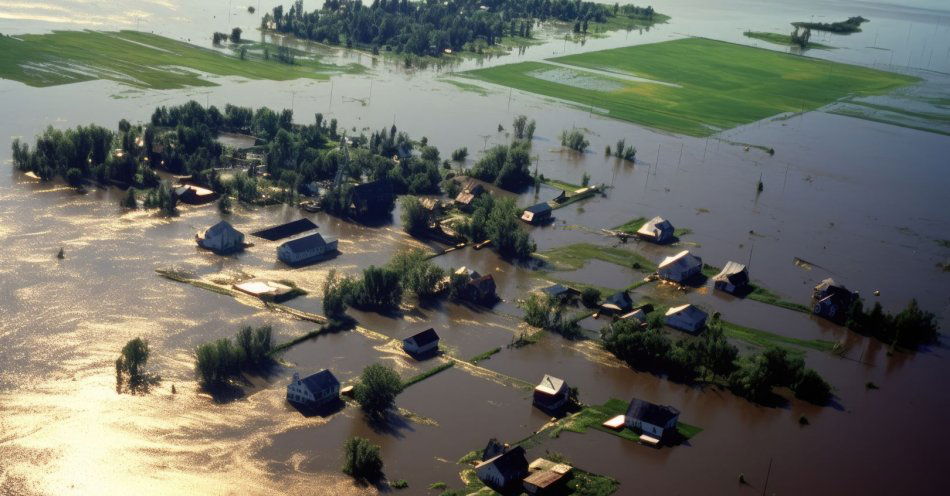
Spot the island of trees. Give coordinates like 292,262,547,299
263,0,664,57
793,16,868,34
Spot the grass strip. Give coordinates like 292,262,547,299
467,347,501,364
401,361,455,390
721,320,836,353
743,31,834,49
536,243,656,272
612,217,646,234
560,398,702,443
543,179,583,192
747,286,810,313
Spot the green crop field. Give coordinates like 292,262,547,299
0,30,353,89
463,37,918,136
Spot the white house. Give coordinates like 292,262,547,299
198,220,245,253
277,233,338,266
625,397,680,440
533,374,569,411
664,304,708,334
474,446,528,490
637,216,675,243
657,250,703,283
286,369,340,406
402,328,440,356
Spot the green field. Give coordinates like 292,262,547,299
743,31,833,50
463,37,917,136
0,30,352,89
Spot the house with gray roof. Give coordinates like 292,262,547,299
402,328,440,356
637,216,675,244
475,445,529,491
286,370,340,407
712,261,749,294
277,233,338,266
625,397,680,441
657,250,703,283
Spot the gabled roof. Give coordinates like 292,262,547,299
658,250,702,270
482,438,505,461
713,261,748,284
541,284,577,298
252,218,318,241
638,216,674,236
300,369,339,392
205,220,242,238
406,328,439,346
603,291,632,311
534,374,566,396
280,233,335,253
469,274,496,293
476,446,528,480
665,304,707,321
524,202,552,215
627,397,680,426
455,266,481,279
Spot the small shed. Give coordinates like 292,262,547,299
657,250,703,283
474,446,529,491
601,291,633,314
277,233,338,266
521,203,553,225
402,328,440,356
174,185,218,205
533,374,569,411
625,397,680,440
812,278,858,322
465,274,497,304
286,369,340,406
540,284,580,302
455,179,485,208
197,220,245,254
712,261,749,294
637,216,675,244
664,304,708,334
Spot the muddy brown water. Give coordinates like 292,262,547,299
2,0,950,494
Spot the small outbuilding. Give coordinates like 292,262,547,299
618,308,647,324
812,278,858,323
523,459,572,495
540,284,580,302
197,220,245,254
637,216,675,244
286,369,340,406
465,274,497,304
625,397,680,441
521,202,553,225
533,374,569,411
455,179,486,209
657,250,703,283
402,328,440,356
712,261,749,294
277,233,338,266
174,184,218,205
474,446,529,491
664,304,708,334
252,218,318,241
601,291,633,315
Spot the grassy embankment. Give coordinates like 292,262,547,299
720,320,836,354
534,242,657,294
462,37,918,136
743,31,833,49
559,398,702,442
0,30,354,89
401,361,455,390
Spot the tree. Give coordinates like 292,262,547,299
728,354,771,401
794,368,831,404
341,436,383,480
451,147,468,162
581,288,600,308
230,27,243,43
354,363,402,416
560,129,589,152
322,270,349,321
399,196,428,235
348,266,403,310
388,249,445,300
122,188,138,209
218,194,232,214
116,337,152,392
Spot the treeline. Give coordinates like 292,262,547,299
793,16,868,33
520,294,582,339
195,326,276,388
602,316,832,405
263,0,660,57
846,299,939,349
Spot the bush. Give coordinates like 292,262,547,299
560,129,589,152
581,288,600,308
794,368,832,404
354,363,402,416
195,326,275,388
388,249,445,300
218,194,232,214
400,196,428,235
391,479,408,489
122,189,137,209
451,147,468,162
342,436,383,479
347,266,403,311
520,294,582,339
470,142,533,191
115,337,151,392
322,270,349,321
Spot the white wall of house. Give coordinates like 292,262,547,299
404,339,438,355
203,229,243,252
278,239,338,264
286,382,315,403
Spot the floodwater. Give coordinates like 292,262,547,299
1,0,949,495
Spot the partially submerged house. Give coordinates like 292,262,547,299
174,184,218,205
349,180,394,219
197,220,245,254
252,218,318,241
521,202,553,225
464,274,497,305
618,308,647,324
657,250,703,283
625,397,680,441
812,278,858,322
600,290,633,315
533,374,569,411
540,284,580,302
277,233,338,266
524,458,573,495
637,216,675,244
419,197,443,218
455,179,485,209
233,280,293,300
474,445,529,491
665,304,708,334
402,328,440,356
712,261,750,295
286,370,340,407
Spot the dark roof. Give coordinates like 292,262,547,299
524,202,552,215
484,446,528,480
626,398,680,426
406,328,439,346
541,284,578,298
469,274,496,293
605,291,633,311
482,438,505,461
350,180,394,215
301,369,339,392
713,261,749,285
280,233,333,253
252,218,318,241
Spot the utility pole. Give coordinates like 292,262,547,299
762,457,773,496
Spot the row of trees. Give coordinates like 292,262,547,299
606,138,637,162
263,0,651,57
602,317,831,404
846,299,939,349
195,326,276,388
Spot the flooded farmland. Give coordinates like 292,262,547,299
1,0,949,495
